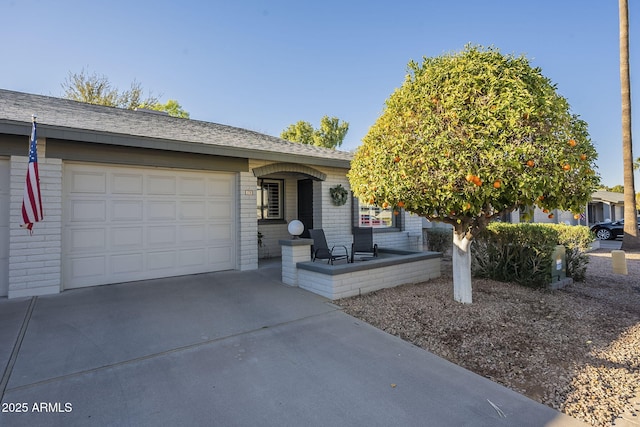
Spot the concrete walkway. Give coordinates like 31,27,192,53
0,262,585,426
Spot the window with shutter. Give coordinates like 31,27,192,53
257,179,284,220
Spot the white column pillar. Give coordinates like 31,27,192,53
279,238,313,286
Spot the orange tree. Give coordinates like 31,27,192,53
348,45,599,303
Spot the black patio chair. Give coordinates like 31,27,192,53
351,227,379,263
309,229,350,265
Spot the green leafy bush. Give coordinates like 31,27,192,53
424,227,453,254
472,223,595,287
472,223,558,288
545,224,594,281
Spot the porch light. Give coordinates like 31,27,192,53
288,220,304,239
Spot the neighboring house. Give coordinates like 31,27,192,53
0,89,422,298
499,190,625,227
587,190,625,223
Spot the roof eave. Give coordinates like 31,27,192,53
0,120,352,169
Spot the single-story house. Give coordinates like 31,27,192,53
1,89,423,299
587,190,625,223
498,190,626,227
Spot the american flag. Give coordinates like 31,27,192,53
21,118,43,233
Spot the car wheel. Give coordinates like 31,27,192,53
596,229,612,240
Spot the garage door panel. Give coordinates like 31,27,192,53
208,177,233,196
69,256,107,280
180,201,206,220
68,171,106,193
147,201,176,220
111,253,144,275
63,163,236,289
68,228,106,252
70,200,107,222
112,200,143,221
180,224,207,244
147,251,176,271
208,224,233,241
147,176,176,195
111,227,143,249
179,248,206,267
209,201,234,220
209,247,233,267
112,173,143,194
180,177,207,196
147,226,177,246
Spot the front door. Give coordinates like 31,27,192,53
297,179,313,238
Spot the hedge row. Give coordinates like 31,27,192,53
471,223,594,287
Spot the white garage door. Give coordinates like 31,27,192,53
0,158,9,297
63,163,236,289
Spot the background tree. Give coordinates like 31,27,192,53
138,99,190,118
281,120,315,145
349,45,599,303
599,184,625,193
281,116,349,149
62,68,189,118
619,0,640,249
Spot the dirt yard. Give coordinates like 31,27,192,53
336,248,640,427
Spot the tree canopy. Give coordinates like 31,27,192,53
281,116,349,149
349,45,600,303
61,69,189,118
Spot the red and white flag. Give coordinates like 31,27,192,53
21,118,43,233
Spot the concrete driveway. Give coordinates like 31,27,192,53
0,262,584,426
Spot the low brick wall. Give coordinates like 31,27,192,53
296,249,441,300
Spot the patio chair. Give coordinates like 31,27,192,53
309,229,350,265
351,227,379,263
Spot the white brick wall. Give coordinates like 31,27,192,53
315,167,353,249
373,212,423,250
297,257,441,300
9,153,62,298
280,241,312,286
238,171,258,270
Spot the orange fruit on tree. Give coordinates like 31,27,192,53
563,163,571,171
382,202,389,209
465,174,475,182
548,213,554,219
464,202,471,210
574,214,581,220
538,195,545,201
580,154,587,161
397,201,405,208
543,208,549,213
526,160,535,167
568,139,577,147
393,156,400,163
493,180,501,189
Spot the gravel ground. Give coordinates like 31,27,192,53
336,248,640,427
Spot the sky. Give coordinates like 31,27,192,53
1,0,638,187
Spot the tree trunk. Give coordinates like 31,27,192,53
452,231,473,304
619,0,640,250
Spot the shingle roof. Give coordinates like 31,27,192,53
0,89,353,168
591,190,625,205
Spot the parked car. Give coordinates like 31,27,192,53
591,217,640,240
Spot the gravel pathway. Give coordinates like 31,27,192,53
336,248,640,427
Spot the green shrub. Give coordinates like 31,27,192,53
424,227,452,254
544,224,595,281
472,223,558,288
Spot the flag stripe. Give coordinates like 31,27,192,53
21,121,43,231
